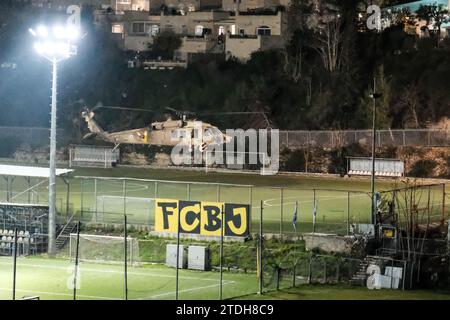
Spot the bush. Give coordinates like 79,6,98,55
409,159,438,177
281,149,306,172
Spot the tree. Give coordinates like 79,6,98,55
306,2,344,73
150,31,182,60
282,0,314,82
416,4,449,48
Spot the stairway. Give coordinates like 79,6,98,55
349,256,385,286
55,216,78,250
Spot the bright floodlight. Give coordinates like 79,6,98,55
50,24,79,40
33,42,44,55
36,25,48,37
52,25,66,38
34,41,73,57
31,24,79,58
67,25,80,40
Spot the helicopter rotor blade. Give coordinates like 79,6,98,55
198,111,268,116
91,106,156,113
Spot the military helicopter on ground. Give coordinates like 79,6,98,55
81,106,268,151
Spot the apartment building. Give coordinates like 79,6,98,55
221,0,290,12
29,0,111,9
112,0,150,12
106,0,288,62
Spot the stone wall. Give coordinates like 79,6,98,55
303,233,367,256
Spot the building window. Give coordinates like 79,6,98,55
230,25,236,35
132,22,145,34
195,25,204,36
257,26,271,36
181,25,188,35
117,0,131,4
165,24,174,32
149,24,159,36
218,26,225,35
111,24,123,34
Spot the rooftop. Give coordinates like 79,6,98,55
0,165,73,178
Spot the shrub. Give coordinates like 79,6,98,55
409,159,438,177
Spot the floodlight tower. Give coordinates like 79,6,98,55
30,24,79,255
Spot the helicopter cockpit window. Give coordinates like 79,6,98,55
211,128,222,136
171,129,187,139
204,128,213,137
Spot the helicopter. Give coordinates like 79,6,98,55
81,106,268,152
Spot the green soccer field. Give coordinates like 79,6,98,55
2,256,449,300
0,256,259,300
1,165,448,235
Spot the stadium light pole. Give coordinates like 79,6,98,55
29,24,79,255
370,77,382,231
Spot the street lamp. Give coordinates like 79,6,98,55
30,24,79,255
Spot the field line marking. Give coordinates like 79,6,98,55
259,193,370,208
0,287,119,300
0,260,222,282
141,280,235,299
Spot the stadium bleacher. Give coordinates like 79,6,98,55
0,229,31,255
0,203,48,255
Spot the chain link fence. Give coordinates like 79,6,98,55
73,176,372,237
1,127,449,158
279,129,450,149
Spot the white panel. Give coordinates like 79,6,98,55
0,165,73,178
166,244,187,269
188,245,209,271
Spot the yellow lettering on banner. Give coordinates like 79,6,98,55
200,202,223,236
155,198,179,233
227,207,248,236
179,202,201,233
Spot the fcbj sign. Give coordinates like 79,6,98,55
155,199,250,237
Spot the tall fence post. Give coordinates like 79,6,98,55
187,183,191,201
73,221,81,300
308,252,312,284
12,228,18,300
258,200,264,295
219,204,224,300
123,179,127,219
124,214,128,300
347,192,350,236
280,188,283,236
175,198,181,300
80,178,84,218
249,186,253,233
94,178,98,222
442,183,446,224
313,189,316,233
336,261,340,283
402,260,407,291
276,267,280,290
292,263,296,287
